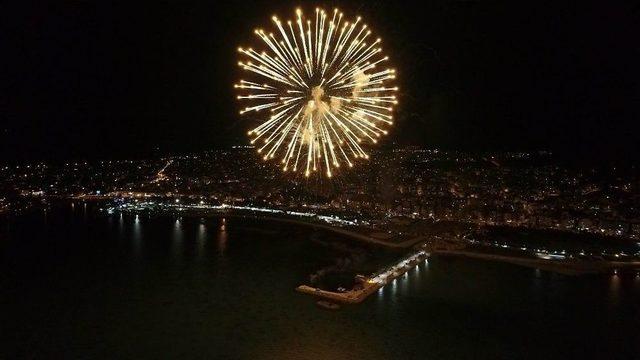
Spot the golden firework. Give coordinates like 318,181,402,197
236,7,397,178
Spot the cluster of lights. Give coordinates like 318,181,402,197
104,201,364,227
368,250,427,285
467,239,640,259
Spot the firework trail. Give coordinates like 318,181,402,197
236,7,397,177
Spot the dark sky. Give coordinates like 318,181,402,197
3,1,639,163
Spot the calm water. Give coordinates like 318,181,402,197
1,204,639,359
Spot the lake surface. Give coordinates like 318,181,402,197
1,203,639,359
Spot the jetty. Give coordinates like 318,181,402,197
296,250,429,304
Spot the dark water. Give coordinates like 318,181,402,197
1,204,639,359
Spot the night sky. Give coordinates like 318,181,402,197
3,1,639,163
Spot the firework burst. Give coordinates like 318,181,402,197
236,7,397,178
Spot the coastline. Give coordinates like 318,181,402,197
432,250,640,275
100,201,640,276
149,209,427,249
215,212,640,276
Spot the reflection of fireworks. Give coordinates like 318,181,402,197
236,8,397,178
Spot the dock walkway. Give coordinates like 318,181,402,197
296,250,429,304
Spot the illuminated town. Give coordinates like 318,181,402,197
3,146,639,285
3,147,639,238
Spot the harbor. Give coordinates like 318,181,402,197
296,250,429,304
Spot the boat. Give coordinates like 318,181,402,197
316,300,341,310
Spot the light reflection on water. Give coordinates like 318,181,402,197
172,217,183,262
118,212,123,233
609,273,621,309
376,261,430,304
197,223,206,259
217,218,228,255
132,214,142,256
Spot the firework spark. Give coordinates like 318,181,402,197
236,7,397,178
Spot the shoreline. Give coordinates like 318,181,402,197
115,206,640,276
93,201,640,277
432,250,640,275
141,208,428,250
216,213,640,276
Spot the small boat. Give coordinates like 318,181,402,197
316,300,341,310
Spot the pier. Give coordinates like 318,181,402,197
296,250,429,304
